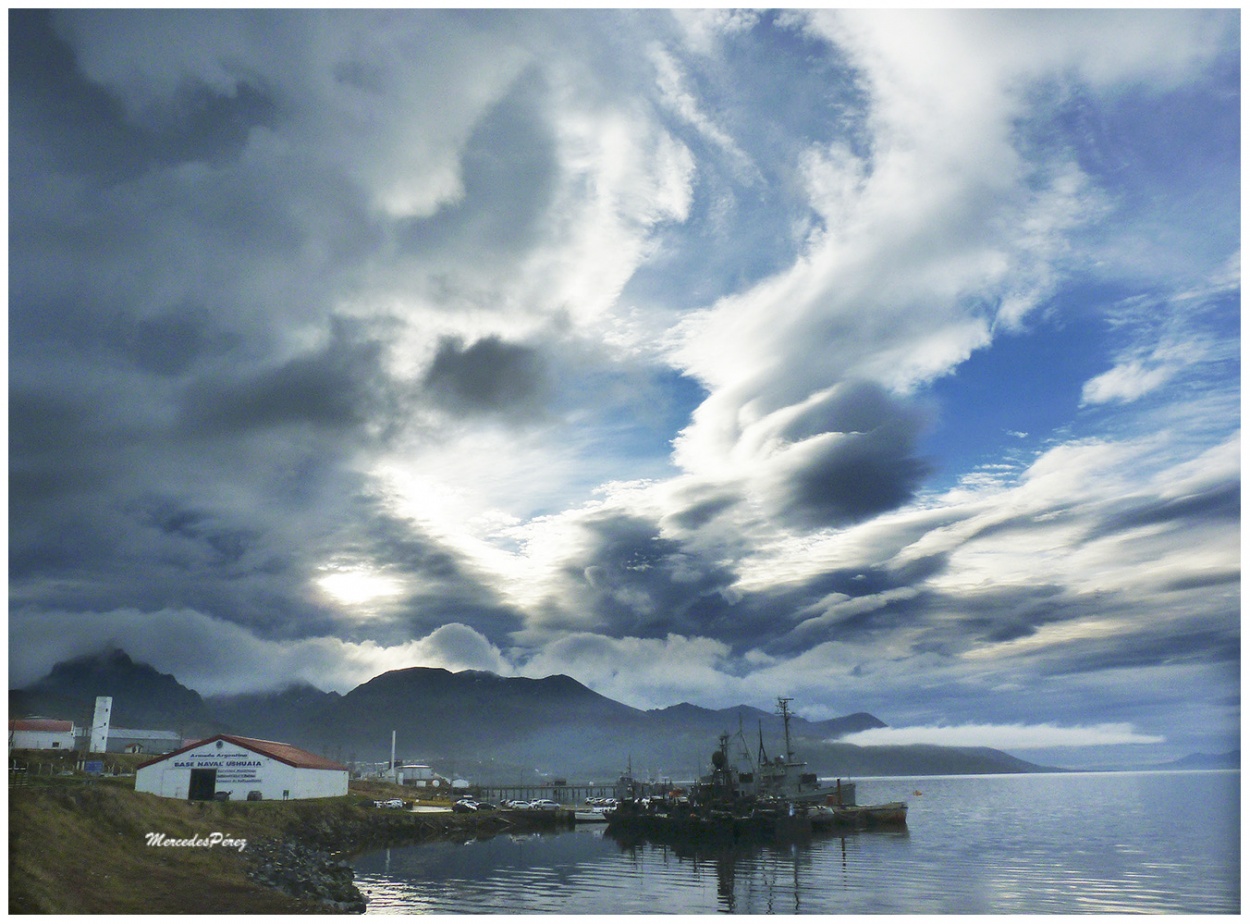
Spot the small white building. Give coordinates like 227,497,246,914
9,718,78,751
135,734,348,801
393,763,450,788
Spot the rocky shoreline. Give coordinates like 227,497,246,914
248,808,566,913
245,838,367,913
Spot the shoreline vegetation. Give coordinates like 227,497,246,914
8,756,562,914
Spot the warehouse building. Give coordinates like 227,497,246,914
103,727,183,755
9,718,78,751
135,734,348,801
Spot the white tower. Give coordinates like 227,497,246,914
89,696,112,753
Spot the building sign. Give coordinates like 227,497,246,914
172,749,265,784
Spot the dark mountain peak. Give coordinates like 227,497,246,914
45,646,136,675
532,673,594,694
460,669,504,682
76,647,134,667
34,647,187,694
807,711,887,738
370,665,456,683
14,647,210,730
649,701,708,717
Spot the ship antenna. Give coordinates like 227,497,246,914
736,712,755,772
776,697,794,762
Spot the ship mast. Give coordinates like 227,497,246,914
776,697,794,762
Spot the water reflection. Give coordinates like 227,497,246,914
604,828,908,914
353,774,1237,915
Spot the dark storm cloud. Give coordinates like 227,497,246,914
422,335,551,418
771,381,933,529
664,491,742,531
180,325,393,436
396,68,558,258
1083,480,1240,541
743,554,948,656
1028,614,1241,679
10,10,276,184
1160,570,1240,593
931,584,1077,648
118,304,243,378
560,512,738,639
9,387,110,506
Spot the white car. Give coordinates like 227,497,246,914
504,800,531,809
383,799,406,809
529,799,560,811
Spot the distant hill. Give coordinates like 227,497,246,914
207,683,342,748
12,648,1055,780
1155,750,1240,771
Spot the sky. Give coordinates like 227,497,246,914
8,9,1240,769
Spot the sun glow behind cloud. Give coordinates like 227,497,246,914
317,569,404,606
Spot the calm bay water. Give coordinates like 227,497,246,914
353,770,1240,914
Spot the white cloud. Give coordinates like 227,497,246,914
9,607,512,695
648,43,756,182
668,11,1131,504
671,9,760,57
1082,358,1178,406
520,632,736,710
842,722,1165,750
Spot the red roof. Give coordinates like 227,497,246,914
137,734,347,771
10,718,74,733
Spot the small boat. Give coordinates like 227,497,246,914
810,801,908,829
573,809,610,824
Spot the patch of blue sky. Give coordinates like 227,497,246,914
1055,63,1238,285
546,363,708,496
623,14,868,312
592,366,708,469
917,296,1117,490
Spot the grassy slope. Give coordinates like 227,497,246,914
9,780,331,913
8,770,464,914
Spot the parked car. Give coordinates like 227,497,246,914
529,799,560,811
503,800,530,810
383,799,407,809
452,799,479,813
474,801,497,811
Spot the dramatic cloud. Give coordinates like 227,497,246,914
9,9,1239,767
422,335,550,419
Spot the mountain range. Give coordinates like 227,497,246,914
11,648,1055,780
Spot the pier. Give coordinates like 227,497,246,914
476,782,621,805
476,778,676,805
